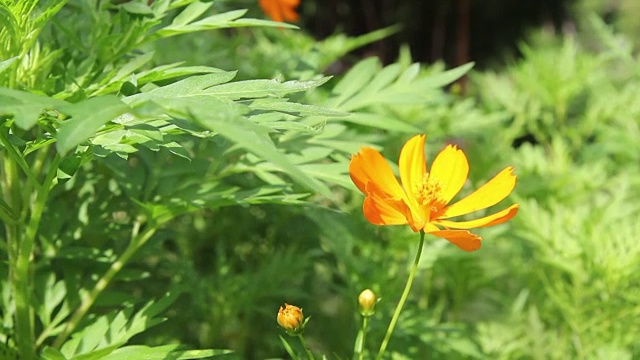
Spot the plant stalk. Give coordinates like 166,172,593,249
52,221,157,348
375,231,425,360
297,333,315,360
354,315,370,360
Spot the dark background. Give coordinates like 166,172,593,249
300,0,576,67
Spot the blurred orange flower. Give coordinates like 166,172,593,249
259,0,300,23
277,303,304,333
349,134,519,251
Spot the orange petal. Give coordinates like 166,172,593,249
429,144,469,204
349,148,405,198
440,166,517,218
435,204,519,229
281,5,299,21
429,230,482,251
362,182,410,226
398,135,427,199
258,0,281,22
363,196,408,226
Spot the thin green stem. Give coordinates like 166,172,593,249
52,221,157,349
297,333,315,360
0,128,39,186
354,316,370,360
376,231,426,360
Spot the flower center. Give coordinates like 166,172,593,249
415,173,447,218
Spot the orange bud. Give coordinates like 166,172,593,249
358,289,377,316
277,303,304,334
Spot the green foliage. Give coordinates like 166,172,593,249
465,18,640,359
2,0,639,359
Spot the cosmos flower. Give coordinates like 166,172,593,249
349,134,519,251
277,303,305,334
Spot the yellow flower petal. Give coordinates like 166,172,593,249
428,230,482,251
398,134,427,199
435,204,519,229
429,144,469,204
440,166,517,218
349,148,405,198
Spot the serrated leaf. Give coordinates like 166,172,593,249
137,64,224,84
125,72,237,105
56,96,131,154
190,102,332,197
205,77,331,100
60,291,182,358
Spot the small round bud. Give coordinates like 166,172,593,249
358,289,377,316
277,303,305,334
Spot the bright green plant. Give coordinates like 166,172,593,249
467,18,640,359
0,0,483,359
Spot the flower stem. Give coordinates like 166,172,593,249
354,315,370,360
52,220,157,349
376,231,425,360
297,333,315,360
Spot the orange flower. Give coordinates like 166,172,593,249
277,303,305,333
349,134,519,251
259,0,300,23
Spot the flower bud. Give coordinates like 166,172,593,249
277,303,305,334
358,289,377,316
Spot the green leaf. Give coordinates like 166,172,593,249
339,112,421,132
100,345,232,360
0,56,18,75
205,77,331,100
155,9,297,37
36,274,67,327
190,100,332,197
0,88,67,129
56,96,131,155
71,343,125,360
60,291,182,358
119,2,154,15
329,57,379,107
125,71,237,105
249,99,349,117
416,62,474,89
41,347,68,360
136,64,224,84
170,1,213,26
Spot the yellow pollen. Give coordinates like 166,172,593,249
415,173,446,214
